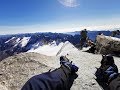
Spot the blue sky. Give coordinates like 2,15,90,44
0,0,120,34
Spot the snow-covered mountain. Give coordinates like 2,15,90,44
0,36,31,60
5,37,31,47
28,41,64,56
0,32,80,60
0,31,119,61
27,41,78,56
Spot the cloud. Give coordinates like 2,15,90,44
58,0,80,7
81,24,120,31
0,24,120,35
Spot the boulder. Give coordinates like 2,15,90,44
96,35,120,55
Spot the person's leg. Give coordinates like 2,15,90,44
108,74,120,90
21,65,72,90
22,56,79,90
80,39,84,49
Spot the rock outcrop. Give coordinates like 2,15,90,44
96,35,120,55
0,53,55,90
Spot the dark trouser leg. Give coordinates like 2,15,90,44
108,74,120,90
22,65,77,90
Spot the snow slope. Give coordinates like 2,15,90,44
5,37,16,43
105,36,120,41
19,37,31,47
5,37,31,47
28,41,64,56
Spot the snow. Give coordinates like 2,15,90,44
56,41,79,56
105,36,120,41
15,38,21,42
111,36,120,41
5,37,30,48
13,37,31,47
28,41,79,56
5,37,16,43
28,41,64,56
31,43,40,49
13,38,21,47
30,41,45,50
19,37,31,47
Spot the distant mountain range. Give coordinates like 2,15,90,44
0,30,119,61
65,30,112,41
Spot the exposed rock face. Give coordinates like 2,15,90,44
0,84,8,90
96,35,120,55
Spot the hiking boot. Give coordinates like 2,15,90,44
105,66,119,83
60,56,79,73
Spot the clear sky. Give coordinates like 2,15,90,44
0,0,120,35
